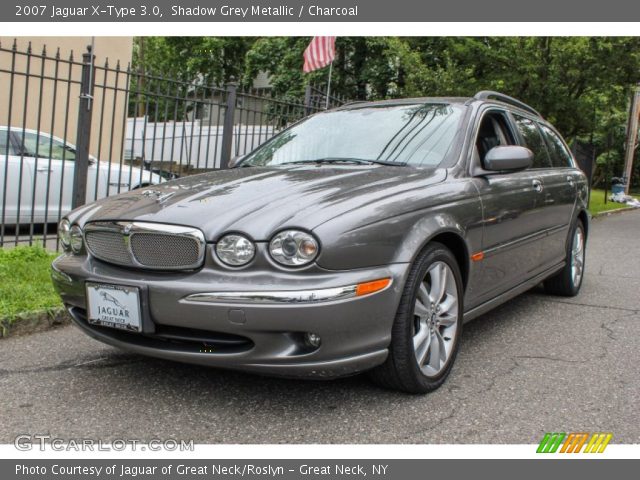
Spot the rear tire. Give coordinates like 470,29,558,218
369,242,464,394
544,219,586,297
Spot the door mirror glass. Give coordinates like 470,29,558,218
484,146,533,172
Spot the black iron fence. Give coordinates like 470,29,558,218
0,40,346,249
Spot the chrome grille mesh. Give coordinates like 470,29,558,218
85,230,131,266
130,233,202,268
83,222,205,270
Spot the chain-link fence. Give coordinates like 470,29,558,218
0,40,346,249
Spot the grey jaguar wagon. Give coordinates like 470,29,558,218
52,91,589,393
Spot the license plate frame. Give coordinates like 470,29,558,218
85,282,142,332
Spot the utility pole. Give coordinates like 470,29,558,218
623,83,640,194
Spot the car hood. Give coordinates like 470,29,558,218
73,165,446,240
94,162,164,186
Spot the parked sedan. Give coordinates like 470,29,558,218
51,92,589,393
0,127,162,224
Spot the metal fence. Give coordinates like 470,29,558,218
0,41,346,249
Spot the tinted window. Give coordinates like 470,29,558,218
18,132,75,161
0,130,14,155
242,104,464,168
475,111,516,165
539,124,572,168
513,115,551,169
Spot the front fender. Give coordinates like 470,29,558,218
313,179,483,271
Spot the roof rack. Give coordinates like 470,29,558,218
473,91,542,118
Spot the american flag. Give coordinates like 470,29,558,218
303,36,336,73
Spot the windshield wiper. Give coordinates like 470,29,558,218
284,157,405,167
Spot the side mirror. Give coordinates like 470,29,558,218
484,146,533,172
228,155,245,168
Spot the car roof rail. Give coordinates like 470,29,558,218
473,91,542,118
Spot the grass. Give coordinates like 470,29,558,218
588,189,639,216
0,246,62,330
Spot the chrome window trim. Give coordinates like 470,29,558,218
83,221,206,270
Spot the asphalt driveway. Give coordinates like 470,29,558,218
1,210,639,444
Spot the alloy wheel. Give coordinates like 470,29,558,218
571,227,585,287
412,261,459,377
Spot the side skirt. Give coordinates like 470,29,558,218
462,262,565,323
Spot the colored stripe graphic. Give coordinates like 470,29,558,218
560,433,588,453
585,433,613,453
572,433,589,453
538,433,612,453
537,433,565,453
536,433,551,453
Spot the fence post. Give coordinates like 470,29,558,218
220,79,237,169
72,45,95,209
304,84,313,116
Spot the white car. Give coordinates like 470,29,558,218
1,127,162,224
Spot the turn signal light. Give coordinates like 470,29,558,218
356,278,391,297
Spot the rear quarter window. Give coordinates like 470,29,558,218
539,124,573,168
512,114,552,169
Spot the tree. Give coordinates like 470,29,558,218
133,36,640,187
132,37,256,85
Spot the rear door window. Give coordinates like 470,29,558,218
539,124,573,168
513,114,552,169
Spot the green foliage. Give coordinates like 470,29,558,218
0,247,62,323
133,37,256,84
588,189,639,215
133,36,640,186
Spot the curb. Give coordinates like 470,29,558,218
0,308,71,339
592,206,640,218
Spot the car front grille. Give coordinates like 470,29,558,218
84,221,206,270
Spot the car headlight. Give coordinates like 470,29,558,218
215,234,256,266
69,225,84,254
58,219,71,249
269,230,319,267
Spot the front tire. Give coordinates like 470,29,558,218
369,242,464,394
543,219,586,297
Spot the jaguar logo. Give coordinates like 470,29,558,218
142,189,175,203
122,224,133,235
99,291,126,310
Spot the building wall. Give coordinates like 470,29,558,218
0,37,133,161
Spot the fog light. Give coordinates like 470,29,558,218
304,332,321,348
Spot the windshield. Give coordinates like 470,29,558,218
240,103,464,168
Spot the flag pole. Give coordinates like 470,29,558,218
325,60,333,110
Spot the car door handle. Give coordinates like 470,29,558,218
36,167,52,173
532,179,543,193
566,175,575,186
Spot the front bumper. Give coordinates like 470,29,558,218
52,254,409,378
